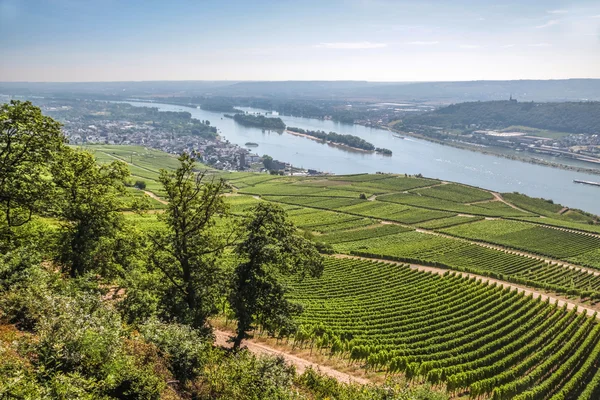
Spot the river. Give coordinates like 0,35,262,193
123,101,600,215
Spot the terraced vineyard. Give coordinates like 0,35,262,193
378,192,531,217
413,183,495,203
441,220,600,269
287,257,600,399
237,173,600,299
328,229,600,298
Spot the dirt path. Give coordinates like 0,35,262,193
142,190,168,205
465,199,498,206
214,329,370,385
335,254,600,316
559,207,570,215
491,192,530,213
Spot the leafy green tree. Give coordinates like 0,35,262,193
149,153,235,332
0,101,65,245
134,180,146,190
51,147,130,277
262,155,274,170
229,202,323,349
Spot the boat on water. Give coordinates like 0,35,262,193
393,134,405,139
573,179,600,187
245,142,259,147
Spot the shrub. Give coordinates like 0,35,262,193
134,180,147,190
140,319,211,384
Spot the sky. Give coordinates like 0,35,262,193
1,0,599,82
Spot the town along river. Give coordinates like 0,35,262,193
124,101,600,215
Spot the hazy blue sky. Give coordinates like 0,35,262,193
1,0,599,82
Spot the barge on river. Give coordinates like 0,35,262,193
574,179,600,187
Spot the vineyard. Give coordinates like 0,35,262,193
229,173,600,299
285,257,600,399
412,183,495,203
378,193,531,217
441,220,600,269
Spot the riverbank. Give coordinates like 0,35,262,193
386,126,600,177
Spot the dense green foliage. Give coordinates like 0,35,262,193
230,203,323,348
287,127,377,151
232,113,286,130
148,153,233,332
400,100,600,134
0,100,65,243
199,97,243,113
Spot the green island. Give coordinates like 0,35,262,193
4,100,600,399
228,113,286,130
287,127,392,154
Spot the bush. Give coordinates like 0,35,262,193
140,319,211,384
315,242,335,254
134,180,147,190
198,350,296,400
0,247,44,294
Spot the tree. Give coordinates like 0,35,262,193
51,147,130,277
149,153,235,332
134,180,146,190
262,155,274,170
229,202,323,349
0,101,66,245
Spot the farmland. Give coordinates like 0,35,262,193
112,153,600,397
285,257,600,399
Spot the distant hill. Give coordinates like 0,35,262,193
3,79,600,102
399,100,600,134
212,79,600,102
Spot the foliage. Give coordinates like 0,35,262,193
51,147,133,277
230,202,323,348
149,153,234,332
0,100,66,245
0,266,165,399
140,318,211,383
288,127,376,151
198,350,297,399
233,113,286,130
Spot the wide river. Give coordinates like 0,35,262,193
125,101,600,215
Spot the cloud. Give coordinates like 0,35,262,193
459,44,481,49
314,41,387,49
406,41,439,45
547,9,568,14
535,20,559,29
501,44,516,48
592,15,600,18
529,43,552,47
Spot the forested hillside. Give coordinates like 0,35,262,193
400,100,600,134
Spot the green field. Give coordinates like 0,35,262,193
287,257,600,399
